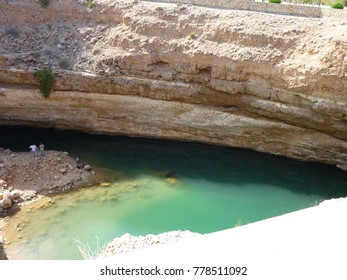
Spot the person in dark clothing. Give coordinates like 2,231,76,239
75,156,87,169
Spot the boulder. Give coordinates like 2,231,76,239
3,190,11,200
337,164,347,172
83,164,92,171
59,168,67,174
11,191,20,199
0,198,12,209
3,190,14,201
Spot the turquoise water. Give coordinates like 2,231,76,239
1,126,347,259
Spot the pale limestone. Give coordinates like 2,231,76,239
0,0,346,169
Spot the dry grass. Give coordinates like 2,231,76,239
73,236,109,259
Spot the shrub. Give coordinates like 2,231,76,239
269,0,281,3
35,67,53,98
188,31,197,39
331,2,344,8
87,1,96,9
39,0,50,8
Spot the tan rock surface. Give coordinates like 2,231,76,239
0,0,346,168
0,146,118,259
0,148,94,197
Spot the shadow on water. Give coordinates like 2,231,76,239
1,125,347,199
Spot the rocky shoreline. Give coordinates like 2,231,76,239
97,231,201,260
0,147,111,260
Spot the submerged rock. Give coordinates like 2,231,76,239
166,177,178,184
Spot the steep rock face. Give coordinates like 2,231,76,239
0,0,346,168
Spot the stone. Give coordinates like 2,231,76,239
166,177,177,184
11,191,20,199
3,190,11,199
83,164,92,171
337,165,347,172
59,168,67,174
6,193,14,201
0,198,12,209
0,207,3,213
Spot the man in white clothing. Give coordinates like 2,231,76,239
29,144,38,157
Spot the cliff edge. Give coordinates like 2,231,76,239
0,0,346,168
100,197,347,279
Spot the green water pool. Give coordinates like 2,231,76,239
1,126,347,259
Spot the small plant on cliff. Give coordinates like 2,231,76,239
39,0,50,8
331,2,344,8
268,0,281,3
188,31,197,39
34,67,53,98
87,1,96,9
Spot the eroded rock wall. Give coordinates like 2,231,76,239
0,0,346,168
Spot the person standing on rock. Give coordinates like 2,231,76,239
76,156,85,169
29,144,38,157
39,143,46,157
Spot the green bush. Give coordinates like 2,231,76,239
188,31,197,39
269,0,281,3
39,0,50,8
35,67,53,98
331,2,344,8
87,1,96,9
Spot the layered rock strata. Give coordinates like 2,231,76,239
0,0,346,168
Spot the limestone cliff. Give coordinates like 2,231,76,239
0,0,346,168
